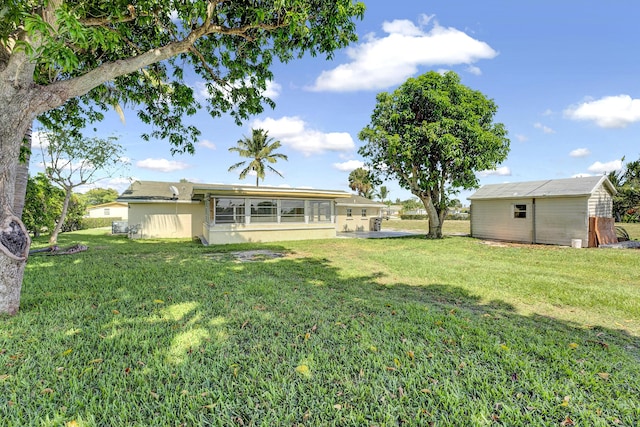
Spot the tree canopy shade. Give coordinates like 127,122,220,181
358,71,510,238
228,128,288,187
0,0,365,315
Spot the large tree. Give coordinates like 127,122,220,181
359,71,510,238
0,0,364,315
228,128,288,186
38,128,125,244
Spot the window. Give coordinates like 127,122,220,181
309,200,332,223
104,208,110,216
346,208,352,218
361,208,367,217
280,200,305,223
215,198,245,224
251,199,277,222
514,204,527,219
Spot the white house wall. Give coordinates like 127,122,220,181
87,205,128,220
128,202,204,239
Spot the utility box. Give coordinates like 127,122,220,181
112,221,129,234
369,217,382,231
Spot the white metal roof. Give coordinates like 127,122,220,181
468,176,616,200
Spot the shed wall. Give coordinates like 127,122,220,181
471,199,534,242
588,187,613,217
534,197,588,246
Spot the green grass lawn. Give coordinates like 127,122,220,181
1,230,639,426
384,219,640,240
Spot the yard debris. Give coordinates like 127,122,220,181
29,244,88,256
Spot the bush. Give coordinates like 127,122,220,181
81,217,123,229
399,214,429,220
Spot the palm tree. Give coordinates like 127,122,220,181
228,129,288,187
348,167,374,198
376,185,389,203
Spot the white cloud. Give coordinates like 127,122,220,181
136,158,190,172
564,95,640,128
534,122,555,134
587,159,623,174
252,116,355,156
569,148,591,158
193,79,281,103
515,134,528,142
263,80,282,99
333,160,364,172
465,65,482,76
31,130,49,149
310,16,497,92
198,139,216,150
478,166,511,177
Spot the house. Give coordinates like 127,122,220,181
468,176,616,247
117,180,382,244
86,201,129,220
335,194,386,232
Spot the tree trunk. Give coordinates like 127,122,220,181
49,186,72,244
0,104,33,315
13,124,32,219
417,193,443,239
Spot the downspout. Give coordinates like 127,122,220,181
532,198,536,244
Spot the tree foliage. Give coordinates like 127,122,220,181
609,158,640,222
359,71,510,238
78,187,120,206
23,173,63,237
38,127,125,243
0,0,364,315
228,128,288,187
23,173,85,237
348,167,375,198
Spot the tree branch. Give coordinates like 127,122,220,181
32,17,289,116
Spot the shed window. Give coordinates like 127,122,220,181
361,209,367,217
513,204,527,219
104,208,110,216
346,208,352,218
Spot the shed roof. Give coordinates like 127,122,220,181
468,176,616,200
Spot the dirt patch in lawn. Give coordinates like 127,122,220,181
205,250,288,262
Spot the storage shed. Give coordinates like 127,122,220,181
468,176,616,247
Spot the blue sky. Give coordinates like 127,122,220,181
32,1,640,204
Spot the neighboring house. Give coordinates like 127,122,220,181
86,201,129,220
117,180,367,244
468,175,616,247
336,195,385,232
